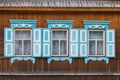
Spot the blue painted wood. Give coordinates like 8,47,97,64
46,20,74,29
47,57,72,64
42,28,51,57
33,28,41,57
4,28,14,57
106,29,115,57
9,20,38,28
69,29,79,57
85,57,109,64
83,20,115,64
4,20,38,63
83,20,111,30
80,29,88,57
11,57,35,64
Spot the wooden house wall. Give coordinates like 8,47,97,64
0,75,120,80
0,10,120,79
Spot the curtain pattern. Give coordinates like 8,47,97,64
52,31,67,55
52,40,59,55
15,30,31,55
60,40,66,55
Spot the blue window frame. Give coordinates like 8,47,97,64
4,20,115,64
4,20,39,63
83,20,115,64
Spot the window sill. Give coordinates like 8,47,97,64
11,57,35,63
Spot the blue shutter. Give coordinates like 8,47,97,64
4,28,14,57
106,29,115,57
80,30,88,57
33,28,41,57
69,29,78,57
42,28,51,57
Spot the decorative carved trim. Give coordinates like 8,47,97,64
84,57,109,64
11,57,35,63
47,57,72,64
51,24,69,28
88,25,105,29
13,23,32,28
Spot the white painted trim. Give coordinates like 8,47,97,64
33,44,41,56
43,43,50,56
14,29,32,56
6,29,13,42
43,30,50,42
70,44,78,57
80,44,87,57
107,30,115,43
80,30,87,42
70,30,78,42
51,29,68,56
107,44,115,57
88,30,105,56
33,29,41,42
6,43,13,56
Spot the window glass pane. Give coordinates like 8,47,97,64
15,40,22,55
60,40,66,55
89,31,103,39
52,31,67,39
22,31,30,39
24,40,31,55
89,41,95,55
60,31,67,39
15,31,22,39
52,40,59,55
52,31,59,39
97,41,103,55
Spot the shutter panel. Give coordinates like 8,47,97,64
4,28,14,57
33,28,41,57
42,29,51,57
106,29,115,57
69,29,78,57
80,30,88,57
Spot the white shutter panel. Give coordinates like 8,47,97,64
33,28,41,57
106,29,115,57
42,28,51,57
80,30,88,57
4,28,14,57
69,29,78,57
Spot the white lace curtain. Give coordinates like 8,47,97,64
89,31,103,55
15,31,31,55
52,31,67,55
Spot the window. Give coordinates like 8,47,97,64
52,29,68,56
14,29,32,56
88,30,105,56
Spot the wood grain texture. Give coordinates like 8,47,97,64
0,75,120,80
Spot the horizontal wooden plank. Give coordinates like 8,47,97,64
1,72,120,76
0,7,120,12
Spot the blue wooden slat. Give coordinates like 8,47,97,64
69,29,79,57
80,30,88,57
33,28,41,57
4,28,14,57
42,29,51,57
106,29,115,57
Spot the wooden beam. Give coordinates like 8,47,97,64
0,7,120,12
1,72,120,76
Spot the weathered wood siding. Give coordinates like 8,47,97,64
0,75,120,80
0,10,120,80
